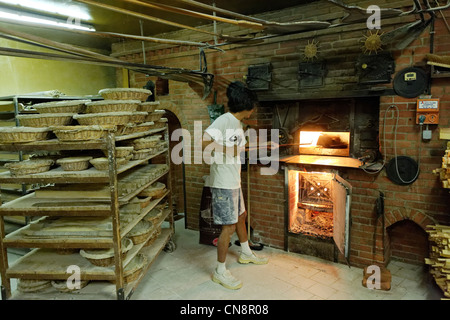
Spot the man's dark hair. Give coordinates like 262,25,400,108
226,81,258,113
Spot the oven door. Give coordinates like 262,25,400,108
332,174,352,263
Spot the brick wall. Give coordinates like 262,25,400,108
113,1,450,268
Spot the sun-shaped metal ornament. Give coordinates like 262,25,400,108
303,39,320,61
362,30,384,55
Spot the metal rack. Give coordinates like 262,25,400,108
0,126,174,300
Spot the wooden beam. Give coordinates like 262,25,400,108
126,0,265,31
74,0,253,41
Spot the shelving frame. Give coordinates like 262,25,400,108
0,125,174,300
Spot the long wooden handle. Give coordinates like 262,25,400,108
126,0,264,30
0,25,121,63
74,0,217,37
172,0,268,24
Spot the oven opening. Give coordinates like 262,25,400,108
286,166,352,261
299,131,350,157
289,171,334,239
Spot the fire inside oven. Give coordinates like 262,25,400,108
298,131,350,157
289,171,335,239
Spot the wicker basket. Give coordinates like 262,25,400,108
134,122,155,133
5,159,54,176
131,149,154,160
0,127,51,143
128,220,153,245
99,88,152,102
144,226,162,247
123,254,147,284
17,279,52,293
90,157,127,171
51,125,108,142
153,118,168,129
56,156,93,171
73,112,133,126
16,113,74,127
138,182,166,198
102,146,134,158
144,207,163,224
51,280,89,293
79,238,133,267
85,100,140,113
32,100,91,114
131,136,161,150
138,101,160,113
144,110,165,123
129,111,148,124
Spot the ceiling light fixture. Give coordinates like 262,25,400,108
0,7,95,31
0,0,91,21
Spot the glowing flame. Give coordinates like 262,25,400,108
299,131,322,147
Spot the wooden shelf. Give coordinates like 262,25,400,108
0,122,174,300
3,193,170,248
0,193,111,217
0,127,166,152
9,228,172,300
6,225,171,282
0,148,168,184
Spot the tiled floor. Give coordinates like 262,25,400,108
131,220,443,300
3,219,444,300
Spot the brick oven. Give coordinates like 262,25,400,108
265,96,381,263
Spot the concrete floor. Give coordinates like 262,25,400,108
2,219,445,300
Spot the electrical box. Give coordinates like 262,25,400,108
416,98,440,124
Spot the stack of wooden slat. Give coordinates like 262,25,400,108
433,129,450,189
425,224,450,298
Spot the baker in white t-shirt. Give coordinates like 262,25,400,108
201,81,268,291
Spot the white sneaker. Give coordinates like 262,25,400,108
212,269,243,290
238,252,269,265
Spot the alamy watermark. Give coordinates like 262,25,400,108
366,265,382,290
367,5,382,30
66,265,81,290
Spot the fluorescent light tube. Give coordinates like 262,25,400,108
0,8,95,31
0,0,91,21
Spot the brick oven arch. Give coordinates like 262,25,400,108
158,100,188,129
384,208,437,232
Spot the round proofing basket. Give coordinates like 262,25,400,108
31,100,91,114
73,112,133,126
85,100,141,113
99,88,152,102
80,238,133,267
16,113,74,127
138,101,160,112
144,110,165,123
0,127,51,143
5,159,54,176
131,136,161,150
128,220,153,245
56,156,93,171
51,125,107,142
129,111,148,124
102,146,134,158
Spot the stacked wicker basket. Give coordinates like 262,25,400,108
1,88,167,176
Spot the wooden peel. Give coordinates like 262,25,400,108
172,0,330,34
0,25,121,63
74,0,255,41
125,0,265,31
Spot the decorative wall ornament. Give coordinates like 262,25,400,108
302,39,320,61
362,30,384,54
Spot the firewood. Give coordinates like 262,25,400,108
426,225,450,298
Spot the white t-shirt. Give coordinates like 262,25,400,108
205,112,246,189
